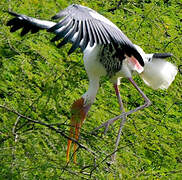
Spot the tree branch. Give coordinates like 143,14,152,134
0,104,98,157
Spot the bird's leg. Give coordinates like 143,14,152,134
104,84,124,134
93,77,151,132
114,84,124,112
111,84,127,162
128,77,152,107
104,84,126,134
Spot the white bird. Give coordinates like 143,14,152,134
6,4,177,163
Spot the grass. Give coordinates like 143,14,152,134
0,0,182,179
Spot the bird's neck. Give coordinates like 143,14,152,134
82,76,100,106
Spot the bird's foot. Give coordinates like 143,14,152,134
90,113,125,135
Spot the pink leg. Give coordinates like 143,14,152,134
111,84,127,161
94,77,151,132
104,84,125,134
113,84,124,111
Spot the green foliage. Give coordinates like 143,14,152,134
0,0,182,179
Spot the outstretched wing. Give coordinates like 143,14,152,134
7,11,55,36
48,4,144,66
6,4,144,66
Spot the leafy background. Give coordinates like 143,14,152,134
0,0,182,179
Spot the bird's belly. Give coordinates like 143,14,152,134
83,44,107,77
99,43,125,77
83,43,135,80
110,60,133,84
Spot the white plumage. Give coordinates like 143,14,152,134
133,44,177,89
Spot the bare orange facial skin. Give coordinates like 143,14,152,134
66,98,88,164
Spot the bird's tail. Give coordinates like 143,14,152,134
140,58,177,90
7,11,56,36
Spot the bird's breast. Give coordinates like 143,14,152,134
99,43,125,77
83,43,139,80
83,44,107,77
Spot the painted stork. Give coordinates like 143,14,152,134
6,4,177,163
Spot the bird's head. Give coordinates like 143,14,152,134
66,97,91,163
140,52,177,90
133,44,177,90
145,53,173,63
134,44,173,63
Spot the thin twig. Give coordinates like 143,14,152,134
0,104,98,157
134,5,155,39
89,144,130,178
12,116,20,142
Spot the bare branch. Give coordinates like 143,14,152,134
12,116,20,142
0,104,98,157
134,5,155,39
